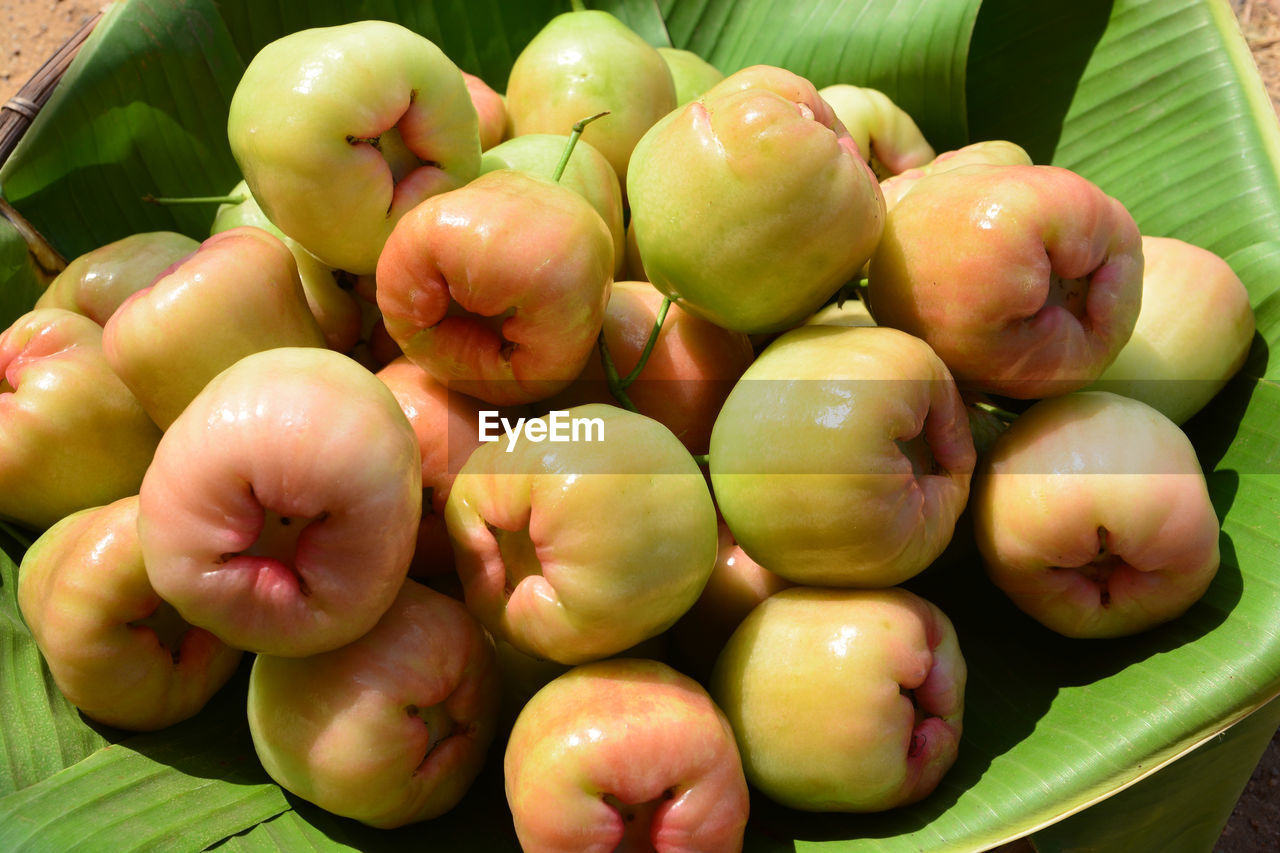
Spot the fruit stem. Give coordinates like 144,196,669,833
599,334,638,413
142,193,247,206
621,296,671,387
569,0,587,12
551,111,610,183
0,519,34,550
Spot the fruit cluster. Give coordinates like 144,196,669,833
0,7,1256,850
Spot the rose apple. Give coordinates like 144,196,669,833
1086,235,1255,424
445,404,717,664
228,20,481,274
102,226,327,429
710,325,975,587
667,521,792,681
480,133,625,276
817,84,935,178
628,64,885,334
971,391,1221,638
18,497,242,731
505,9,676,183
868,163,1144,398
878,139,1032,211
375,356,484,577
34,231,198,325
505,658,749,852
463,71,508,150
376,169,613,406
212,181,362,353
0,308,161,529
657,47,724,104
546,280,755,454
138,347,421,657
804,297,877,328
248,579,500,828
710,587,966,812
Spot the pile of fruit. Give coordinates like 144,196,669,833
0,6,1258,850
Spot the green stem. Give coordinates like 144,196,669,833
599,334,637,413
143,193,246,206
569,0,587,11
691,453,709,467
0,519,35,551
620,297,671,389
551,111,610,183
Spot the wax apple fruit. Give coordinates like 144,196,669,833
18,497,242,730
248,580,500,827
505,9,676,183
972,391,1221,638
868,164,1143,398
102,226,327,429
463,71,509,150
710,325,976,587
668,521,792,680
139,347,421,657
817,84,934,178
628,65,885,334
657,47,724,104
376,169,613,406
445,404,717,664
878,139,1032,210
375,356,484,577
228,20,481,274
0,308,161,529
1087,236,1255,424
480,133,625,276
34,231,198,325
505,658,749,852
546,280,755,454
213,181,362,353
710,587,966,812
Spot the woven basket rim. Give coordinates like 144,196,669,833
0,11,103,171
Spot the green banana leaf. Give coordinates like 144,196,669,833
2,0,1279,849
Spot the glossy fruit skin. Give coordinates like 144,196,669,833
667,521,792,681
0,308,161,530
505,658,750,853
506,10,676,184
138,347,422,657
817,84,935,177
18,497,242,731
212,181,362,353
710,587,966,812
462,71,509,150
868,164,1144,399
544,280,755,455
445,404,717,665
878,139,1032,210
628,65,885,334
375,356,484,577
972,391,1221,638
102,226,327,429
248,580,500,828
1086,235,1256,424
657,47,724,104
228,20,480,274
34,231,198,325
710,325,976,587
480,133,625,276
376,169,613,406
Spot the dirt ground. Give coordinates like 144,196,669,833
2,0,1280,850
